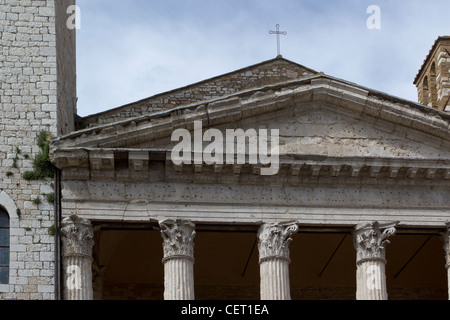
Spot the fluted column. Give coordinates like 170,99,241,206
258,222,298,300
444,223,450,300
353,221,397,300
159,219,196,300
60,215,94,300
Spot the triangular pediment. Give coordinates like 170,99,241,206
115,106,448,160
51,75,450,182
53,75,450,157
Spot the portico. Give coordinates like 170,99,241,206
51,70,450,300
59,217,450,300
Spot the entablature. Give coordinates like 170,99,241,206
51,148,450,185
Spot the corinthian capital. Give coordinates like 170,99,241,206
353,221,398,264
61,215,94,258
159,219,196,261
258,222,298,262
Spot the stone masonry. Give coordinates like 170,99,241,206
0,0,76,299
82,57,318,127
414,36,450,112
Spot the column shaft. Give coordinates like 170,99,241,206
164,257,195,300
260,257,291,300
447,268,450,301
444,223,450,300
356,260,387,300
63,255,93,300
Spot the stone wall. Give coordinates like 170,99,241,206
82,57,317,127
0,0,76,300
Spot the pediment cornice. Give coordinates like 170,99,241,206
52,75,450,152
51,75,450,185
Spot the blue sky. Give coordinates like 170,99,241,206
75,0,450,116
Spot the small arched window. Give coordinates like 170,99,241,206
430,62,436,76
423,76,429,90
421,76,430,106
0,208,9,284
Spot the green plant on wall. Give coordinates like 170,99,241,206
48,225,56,236
23,130,54,181
32,197,42,206
44,192,55,204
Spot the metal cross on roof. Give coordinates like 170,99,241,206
269,24,287,57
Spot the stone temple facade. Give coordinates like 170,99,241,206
1,1,450,300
